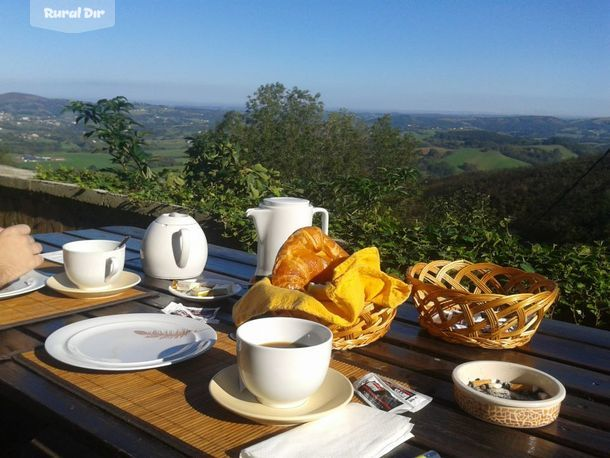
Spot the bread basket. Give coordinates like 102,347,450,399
407,260,559,349
272,303,397,351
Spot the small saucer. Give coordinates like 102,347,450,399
209,365,354,425
46,271,141,298
0,270,48,299
168,282,242,302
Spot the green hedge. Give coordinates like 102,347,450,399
37,147,609,330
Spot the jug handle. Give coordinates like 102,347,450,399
313,208,329,234
177,228,191,268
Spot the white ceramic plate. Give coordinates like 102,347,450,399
209,365,354,425
0,270,48,299
168,282,242,302
46,271,141,298
45,313,217,371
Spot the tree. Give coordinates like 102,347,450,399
65,96,152,179
318,111,369,178
215,83,418,182
0,146,16,166
459,162,479,173
184,130,283,203
369,115,417,174
425,161,455,177
216,83,324,177
216,110,247,141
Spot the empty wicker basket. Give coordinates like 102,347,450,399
407,260,559,349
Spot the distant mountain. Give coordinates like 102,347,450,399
384,113,610,142
0,92,69,117
1,92,608,170
0,92,228,137
2,92,609,142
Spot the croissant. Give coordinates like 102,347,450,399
271,226,349,290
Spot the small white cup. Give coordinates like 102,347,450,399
236,317,333,408
63,240,125,290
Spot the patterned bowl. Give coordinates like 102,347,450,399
452,361,566,428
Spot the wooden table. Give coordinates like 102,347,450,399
0,226,608,457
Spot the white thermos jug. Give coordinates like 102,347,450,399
246,197,329,278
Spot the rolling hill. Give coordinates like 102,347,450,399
0,92,69,117
1,92,608,174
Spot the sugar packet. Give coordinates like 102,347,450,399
161,301,220,324
382,377,433,413
354,373,432,414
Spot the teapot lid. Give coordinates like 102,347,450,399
154,212,198,226
262,197,310,207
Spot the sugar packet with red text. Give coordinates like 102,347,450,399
354,373,432,414
382,377,432,412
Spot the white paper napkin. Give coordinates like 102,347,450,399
161,301,220,324
239,403,414,458
42,250,64,264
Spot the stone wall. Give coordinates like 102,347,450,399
0,171,242,249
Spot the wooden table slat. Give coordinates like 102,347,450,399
397,293,610,350
0,328,42,360
539,318,610,350
396,304,610,373
0,361,187,457
349,342,610,432
383,320,610,400
100,225,147,239
64,228,143,252
123,255,255,282
23,313,100,341
34,232,88,247
15,335,599,458
35,232,140,262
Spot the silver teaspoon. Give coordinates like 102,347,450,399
116,236,130,250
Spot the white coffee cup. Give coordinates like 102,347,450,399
236,317,333,408
63,240,125,290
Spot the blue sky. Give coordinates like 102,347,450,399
0,0,608,116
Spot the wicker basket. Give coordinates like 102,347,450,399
407,260,559,349
272,303,397,351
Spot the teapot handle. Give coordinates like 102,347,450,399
177,228,191,268
313,208,329,234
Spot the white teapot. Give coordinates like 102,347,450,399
140,212,208,279
246,197,329,278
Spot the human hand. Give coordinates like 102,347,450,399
0,225,44,288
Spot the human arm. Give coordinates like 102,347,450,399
0,225,44,288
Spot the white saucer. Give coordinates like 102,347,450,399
209,365,354,425
168,281,242,302
0,270,48,299
46,271,141,298
45,313,217,371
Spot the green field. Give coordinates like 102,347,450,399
525,144,577,160
9,140,577,175
442,148,530,172
148,138,189,157
17,151,113,170
409,129,438,141
148,139,189,169
14,138,190,171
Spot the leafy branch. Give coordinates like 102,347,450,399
65,96,153,179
